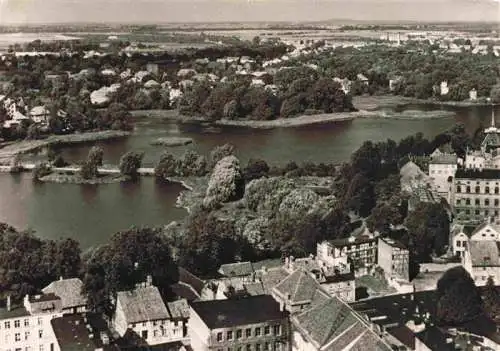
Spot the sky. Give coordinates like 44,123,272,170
0,0,498,25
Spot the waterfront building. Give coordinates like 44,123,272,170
0,294,63,351
112,276,189,346
377,237,410,282
189,295,290,351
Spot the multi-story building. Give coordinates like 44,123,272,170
112,277,189,346
189,295,290,351
0,294,63,351
428,148,457,199
377,238,410,282
317,237,377,275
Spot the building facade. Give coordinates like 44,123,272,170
377,238,410,282
189,296,290,351
317,237,377,275
0,294,63,351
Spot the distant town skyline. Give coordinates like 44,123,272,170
0,0,499,25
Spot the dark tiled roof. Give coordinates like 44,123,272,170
456,168,500,180
190,295,288,329
323,271,355,283
218,262,254,277
29,293,60,303
328,236,377,248
51,314,118,351
257,267,289,294
469,241,500,267
178,267,204,295
167,299,190,319
0,306,29,319
430,154,457,165
171,283,200,302
273,269,320,304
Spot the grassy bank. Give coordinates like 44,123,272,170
354,95,495,111
39,173,127,184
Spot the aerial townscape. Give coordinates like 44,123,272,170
2,1,500,351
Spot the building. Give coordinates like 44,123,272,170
463,240,500,286
0,294,63,351
29,106,50,124
377,238,410,282
112,277,188,346
428,148,457,199
469,88,478,101
317,237,377,275
450,223,469,258
357,73,369,86
189,295,290,351
42,278,87,315
440,81,449,96
292,296,393,351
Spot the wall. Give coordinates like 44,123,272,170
291,330,317,351
454,178,500,224
188,307,211,351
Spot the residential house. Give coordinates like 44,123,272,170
440,81,449,96
450,223,469,258
317,237,377,275
469,88,478,101
112,277,188,346
42,277,87,315
333,77,352,94
463,240,500,286
357,73,369,86
29,105,51,124
189,295,290,351
377,237,410,282
0,294,63,351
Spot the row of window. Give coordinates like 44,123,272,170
216,342,283,351
4,330,44,342
456,198,500,207
456,185,500,194
455,240,468,248
456,208,498,217
131,320,179,328
2,318,43,330
5,344,52,351
216,325,282,343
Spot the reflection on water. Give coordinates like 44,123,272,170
1,104,498,248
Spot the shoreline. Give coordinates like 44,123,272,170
0,130,131,165
353,95,497,110
39,173,128,184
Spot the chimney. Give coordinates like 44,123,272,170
59,276,63,281
6,295,11,312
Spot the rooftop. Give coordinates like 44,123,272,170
218,261,254,278
167,299,190,320
0,305,29,320
116,285,170,324
327,236,377,248
430,154,458,165
42,278,87,310
273,269,320,304
469,241,500,267
190,295,287,329
456,168,500,180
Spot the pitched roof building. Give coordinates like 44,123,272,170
42,277,87,315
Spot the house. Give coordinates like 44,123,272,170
101,68,116,76
0,294,63,351
440,81,449,96
112,277,188,346
189,295,290,351
144,80,160,89
146,63,159,76
450,223,469,257
469,88,478,101
463,240,500,286
42,277,87,315
292,296,393,351
377,237,410,282
357,73,369,85
29,105,50,124
428,149,457,198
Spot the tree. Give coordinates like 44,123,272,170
32,162,52,181
119,151,144,179
204,156,245,207
343,173,376,217
178,150,208,176
243,158,269,181
80,146,104,179
490,84,500,103
483,277,500,323
209,143,235,169
366,202,403,234
436,266,483,325
405,202,450,261
155,152,179,178
82,227,178,312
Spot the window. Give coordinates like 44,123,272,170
14,320,20,328
486,199,490,206
227,331,233,340
475,199,480,205
246,345,252,351
153,330,158,337
496,199,499,206
496,187,499,194
15,333,20,342
255,327,261,337
264,326,270,335
476,210,480,215
37,318,42,326
217,332,223,342
466,186,471,193
246,328,252,338
153,321,157,326
486,187,490,194
24,319,29,327
5,321,10,329
38,330,43,339
456,241,461,247
256,345,261,351
141,330,148,340
25,331,30,341
39,346,43,351
236,329,242,339
264,343,270,351
456,186,461,193
273,325,281,336
466,198,471,205
142,322,147,327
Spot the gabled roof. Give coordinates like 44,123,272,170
469,241,500,267
218,262,254,278
470,221,500,240
482,132,500,151
42,278,87,309
167,299,190,319
293,297,391,351
116,285,169,324
273,269,320,304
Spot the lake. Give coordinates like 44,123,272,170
0,104,494,249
